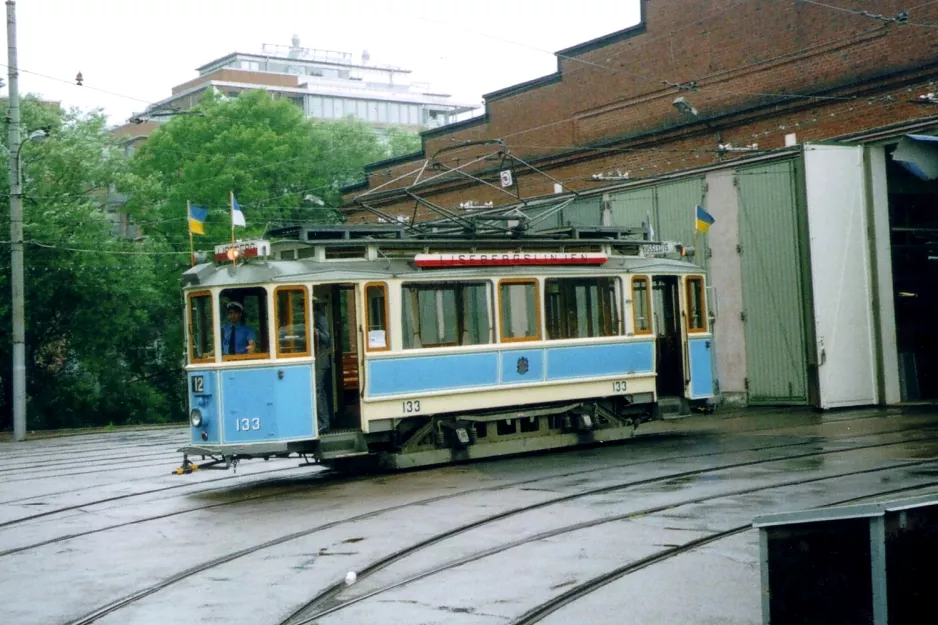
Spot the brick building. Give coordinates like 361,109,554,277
340,0,938,409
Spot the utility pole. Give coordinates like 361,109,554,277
6,0,26,442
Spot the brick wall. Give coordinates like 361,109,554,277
171,68,300,96
344,0,938,218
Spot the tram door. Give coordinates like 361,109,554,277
312,284,362,431
652,276,686,397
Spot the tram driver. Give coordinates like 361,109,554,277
222,301,257,355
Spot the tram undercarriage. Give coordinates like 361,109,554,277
177,395,665,473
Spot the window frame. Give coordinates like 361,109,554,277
631,276,653,336
220,287,271,362
187,290,215,364
274,286,311,358
364,282,390,352
544,276,620,340
401,280,493,350
685,275,708,333
497,279,542,343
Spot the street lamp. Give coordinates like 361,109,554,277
8,127,48,442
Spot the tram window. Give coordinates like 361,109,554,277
220,287,270,360
401,282,492,349
365,282,389,351
275,286,309,357
632,276,652,335
498,280,540,342
545,277,619,340
686,276,707,332
187,291,214,364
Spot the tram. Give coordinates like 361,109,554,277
177,221,715,472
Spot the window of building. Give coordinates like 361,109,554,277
631,276,652,335
275,286,309,357
220,287,269,360
187,291,214,364
545,277,619,340
356,100,368,120
365,282,389,351
309,96,323,118
498,280,540,342
686,276,707,332
401,282,492,349
388,102,401,124
377,101,388,123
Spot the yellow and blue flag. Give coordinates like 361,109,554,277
188,204,208,235
696,205,715,233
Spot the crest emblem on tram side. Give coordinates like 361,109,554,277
517,357,529,375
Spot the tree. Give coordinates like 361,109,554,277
123,90,414,252
0,90,424,432
384,126,423,159
0,97,185,430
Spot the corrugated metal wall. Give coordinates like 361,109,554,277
608,178,706,251
559,196,603,227
735,160,809,404
609,187,656,233
656,178,707,249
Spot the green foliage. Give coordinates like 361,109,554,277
0,90,421,432
123,90,411,251
384,126,423,159
0,98,186,430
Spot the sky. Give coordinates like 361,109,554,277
2,0,642,126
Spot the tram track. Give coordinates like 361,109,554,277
0,432,185,462
280,460,938,624
1,409,921,506
61,430,938,625
509,481,938,625
0,464,322,530
3,420,931,554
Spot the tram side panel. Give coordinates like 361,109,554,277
359,339,658,430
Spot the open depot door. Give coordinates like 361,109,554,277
804,144,878,409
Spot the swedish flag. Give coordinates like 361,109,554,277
696,205,715,233
188,204,208,235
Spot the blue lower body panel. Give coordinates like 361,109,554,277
215,365,315,444
366,340,655,398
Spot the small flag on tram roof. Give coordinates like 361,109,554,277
231,192,246,228
696,205,715,233
188,204,208,235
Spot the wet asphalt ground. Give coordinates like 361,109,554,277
1,406,937,625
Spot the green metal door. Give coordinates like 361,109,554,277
736,160,809,404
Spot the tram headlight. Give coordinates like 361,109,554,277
189,408,203,428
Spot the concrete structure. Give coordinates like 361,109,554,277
132,36,479,131
342,0,938,410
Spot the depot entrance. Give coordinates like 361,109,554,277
886,139,938,400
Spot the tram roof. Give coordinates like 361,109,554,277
181,255,702,289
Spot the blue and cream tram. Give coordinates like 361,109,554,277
178,225,715,471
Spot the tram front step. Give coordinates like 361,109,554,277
318,430,369,459
657,396,689,420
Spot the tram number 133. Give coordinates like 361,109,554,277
235,418,261,431
611,380,628,393
402,400,421,414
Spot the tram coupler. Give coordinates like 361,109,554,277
174,454,228,474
